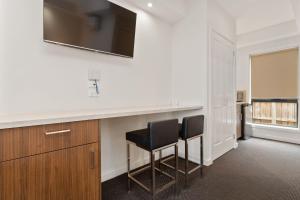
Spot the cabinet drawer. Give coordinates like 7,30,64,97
0,120,99,162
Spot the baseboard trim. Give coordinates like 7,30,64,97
102,157,148,182
252,136,300,145
204,159,213,166
234,141,239,149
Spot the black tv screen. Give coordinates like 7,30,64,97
44,0,137,57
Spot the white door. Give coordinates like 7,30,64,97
211,32,236,160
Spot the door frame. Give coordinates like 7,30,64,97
207,28,237,164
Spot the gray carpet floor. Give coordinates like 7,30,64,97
103,138,300,200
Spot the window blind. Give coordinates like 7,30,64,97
251,48,298,99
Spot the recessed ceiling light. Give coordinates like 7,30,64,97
147,2,153,8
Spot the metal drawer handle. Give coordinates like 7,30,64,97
45,129,71,135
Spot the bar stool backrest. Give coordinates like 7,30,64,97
181,115,204,140
148,119,179,150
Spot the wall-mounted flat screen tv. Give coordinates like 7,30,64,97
44,0,137,57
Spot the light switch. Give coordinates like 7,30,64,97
88,79,100,97
88,69,101,97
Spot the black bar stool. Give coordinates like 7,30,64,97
161,115,204,186
126,119,179,199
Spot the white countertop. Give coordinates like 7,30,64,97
0,105,203,129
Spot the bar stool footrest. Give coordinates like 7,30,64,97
128,162,177,195
161,155,203,175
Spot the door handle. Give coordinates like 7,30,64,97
45,129,71,136
90,151,96,169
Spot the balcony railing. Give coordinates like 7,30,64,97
252,99,298,128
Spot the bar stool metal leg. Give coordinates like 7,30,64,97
127,142,131,191
159,150,162,170
175,144,179,195
185,140,189,186
127,143,178,198
200,136,203,176
151,151,156,199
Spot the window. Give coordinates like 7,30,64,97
251,48,299,128
252,99,298,128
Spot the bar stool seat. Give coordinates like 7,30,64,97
126,119,179,199
126,129,150,150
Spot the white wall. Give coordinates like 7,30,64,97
171,0,209,164
0,0,237,181
171,0,236,166
172,0,207,107
208,0,236,43
290,0,300,31
0,0,173,115
0,0,176,182
237,20,299,48
0,1,5,109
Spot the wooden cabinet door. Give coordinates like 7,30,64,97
0,143,100,200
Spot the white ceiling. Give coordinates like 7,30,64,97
123,0,299,34
216,0,297,34
216,0,294,18
216,0,261,18
124,0,187,24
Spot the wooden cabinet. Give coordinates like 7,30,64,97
0,120,101,200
